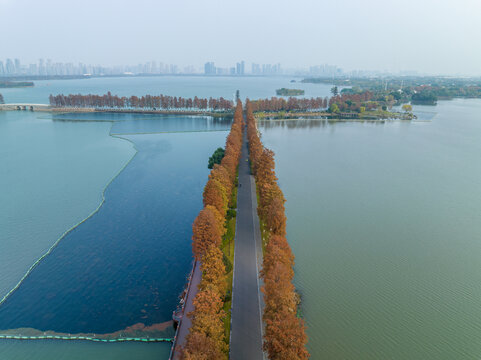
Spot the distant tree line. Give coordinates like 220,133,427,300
49,92,234,111
250,97,328,112
411,91,437,105
328,90,379,113
276,88,305,96
304,76,481,107
246,100,310,359
181,101,244,359
0,81,34,88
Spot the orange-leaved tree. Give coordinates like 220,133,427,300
200,244,227,296
205,204,226,237
186,283,226,357
263,312,309,360
245,99,310,359
192,207,222,260
181,332,225,360
183,99,244,359
265,196,287,236
203,178,228,217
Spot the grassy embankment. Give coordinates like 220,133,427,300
221,174,238,344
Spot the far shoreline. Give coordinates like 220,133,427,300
0,104,234,118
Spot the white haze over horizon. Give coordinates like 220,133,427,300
1,0,480,76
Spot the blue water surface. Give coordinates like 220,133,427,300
49,112,233,134
0,114,229,334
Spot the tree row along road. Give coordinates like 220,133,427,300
229,126,264,359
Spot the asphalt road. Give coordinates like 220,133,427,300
230,132,264,360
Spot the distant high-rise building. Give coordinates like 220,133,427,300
309,64,340,77
0,57,263,77
46,59,53,75
274,63,281,74
66,63,74,75
184,65,196,74
151,61,158,74
204,62,216,75
216,67,229,75
28,63,38,75
236,61,245,75
143,62,151,73
258,63,282,75
5,59,15,75
262,64,271,75
158,62,165,74
14,59,21,74
251,63,261,75
38,59,45,75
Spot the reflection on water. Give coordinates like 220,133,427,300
258,118,390,130
50,112,233,134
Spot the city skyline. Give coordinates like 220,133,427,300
0,57,423,78
2,0,481,76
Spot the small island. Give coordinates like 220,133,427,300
0,81,34,88
276,88,305,96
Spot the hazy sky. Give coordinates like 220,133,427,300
1,0,481,75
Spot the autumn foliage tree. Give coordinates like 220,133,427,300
181,332,225,360
49,92,234,111
192,207,222,261
265,197,287,237
182,100,244,359
250,97,328,112
246,99,309,359
209,164,233,198
203,178,228,217
263,312,309,360
205,205,226,237
200,244,227,296
188,284,226,353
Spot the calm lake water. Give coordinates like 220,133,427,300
259,99,481,359
0,119,228,334
0,339,170,360
0,111,135,301
0,75,333,104
3,77,481,359
0,113,228,358
1,76,332,358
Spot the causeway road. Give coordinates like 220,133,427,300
229,131,264,360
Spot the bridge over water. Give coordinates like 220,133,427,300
0,104,51,111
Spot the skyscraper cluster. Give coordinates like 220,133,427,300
250,63,282,75
308,64,342,77
204,61,246,76
0,58,193,77
0,57,354,78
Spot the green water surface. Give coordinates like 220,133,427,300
259,99,481,359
